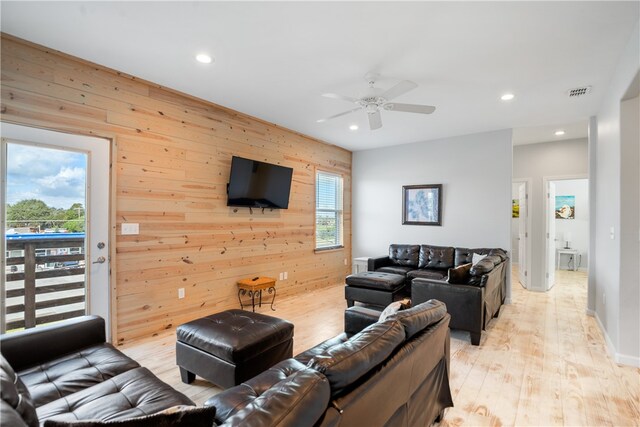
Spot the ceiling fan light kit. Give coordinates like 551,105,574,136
318,74,436,130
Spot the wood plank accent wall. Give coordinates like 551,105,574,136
0,34,352,344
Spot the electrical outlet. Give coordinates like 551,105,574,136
344,258,348,266
284,271,288,280
610,227,615,240
122,223,139,235
279,272,284,281
178,288,185,299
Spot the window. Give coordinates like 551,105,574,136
315,171,343,250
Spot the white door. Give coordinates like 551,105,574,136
546,181,557,290
1,123,111,337
517,183,528,288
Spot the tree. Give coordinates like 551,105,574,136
62,203,85,231
63,216,85,232
6,199,85,231
6,199,54,228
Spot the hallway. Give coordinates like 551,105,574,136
444,268,639,425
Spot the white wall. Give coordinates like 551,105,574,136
513,138,588,290
594,19,639,366
352,129,513,295
553,179,589,270
587,116,597,314
619,93,639,362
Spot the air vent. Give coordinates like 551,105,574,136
567,86,592,98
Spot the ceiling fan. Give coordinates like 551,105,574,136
317,73,436,131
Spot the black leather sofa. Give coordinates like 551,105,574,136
369,244,509,345
0,316,195,426
205,300,453,426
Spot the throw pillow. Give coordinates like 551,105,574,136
447,263,472,284
378,301,404,322
43,406,215,427
472,253,487,266
378,299,412,322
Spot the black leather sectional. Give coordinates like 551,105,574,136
0,316,194,426
206,300,454,426
368,244,509,345
1,297,457,426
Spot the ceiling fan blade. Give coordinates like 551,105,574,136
383,103,436,114
322,93,360,104
368,110,382,130
316,107,361,123
380,80,418,101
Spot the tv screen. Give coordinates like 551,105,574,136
227,156,293,209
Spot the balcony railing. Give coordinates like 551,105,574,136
4,233,86,331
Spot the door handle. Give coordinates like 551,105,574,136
92,256,106,264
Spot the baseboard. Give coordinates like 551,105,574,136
594,312,640,367
595,312,617,359
586,308,595,316
616,353,640,367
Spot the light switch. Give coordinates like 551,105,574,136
122,223,139,235
610,227,615,240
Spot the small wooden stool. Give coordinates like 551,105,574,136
237,276,277,312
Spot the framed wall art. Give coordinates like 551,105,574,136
555,195,575,219
402,184,442,226
512,199,520,218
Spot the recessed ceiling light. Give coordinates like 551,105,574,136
501,93,515,101
555,130,565,136
349,124,359,131
196,54,213,64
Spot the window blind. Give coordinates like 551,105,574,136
316,171,343,250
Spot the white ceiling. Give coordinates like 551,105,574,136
1,2,638,151
512,121,588,146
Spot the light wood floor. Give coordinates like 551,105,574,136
120,269,640,426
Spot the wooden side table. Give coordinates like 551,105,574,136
237,277,277,312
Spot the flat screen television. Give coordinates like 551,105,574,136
227,156,293,209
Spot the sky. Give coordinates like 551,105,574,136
6,143,87,209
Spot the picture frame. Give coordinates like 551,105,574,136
555,195,575,219
402,184,442,226
512,199,520,218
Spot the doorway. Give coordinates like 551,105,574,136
544,176,589,290
1,123,111,337
511,180,531,288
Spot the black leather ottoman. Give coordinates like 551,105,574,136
344,271,406,308
176,309,294,389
